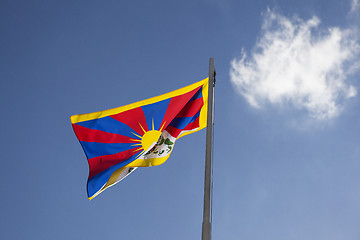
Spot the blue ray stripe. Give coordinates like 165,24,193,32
76,116,136,139
87,154,139,198
141,98,170,131
169,111,200,130
80,142,136,159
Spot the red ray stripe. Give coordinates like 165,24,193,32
165,116,200,138
160,86,202,130
88,147,142,179
110,107,148,136
183,117,200,130
72,124,136,143
176,98,203,118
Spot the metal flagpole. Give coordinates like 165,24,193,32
202,58,215,240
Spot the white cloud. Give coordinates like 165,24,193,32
230,10,360,120
351,0,360,13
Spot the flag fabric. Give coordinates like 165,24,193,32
71,78,209,200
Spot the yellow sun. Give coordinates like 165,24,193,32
131,119,166,156
141,130,162,151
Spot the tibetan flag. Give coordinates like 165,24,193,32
71,78,209,200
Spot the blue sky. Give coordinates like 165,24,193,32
1,0,360,239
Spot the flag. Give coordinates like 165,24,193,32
71,78,209,200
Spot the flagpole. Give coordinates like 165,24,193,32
202,58,215,240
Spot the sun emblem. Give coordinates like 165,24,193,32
131,119,166,157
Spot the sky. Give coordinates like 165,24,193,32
1,0,360,239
